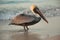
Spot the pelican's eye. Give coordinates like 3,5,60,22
33,7,39,14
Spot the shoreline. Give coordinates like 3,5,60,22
0,16,60,40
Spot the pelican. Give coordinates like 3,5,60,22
9,5,48,31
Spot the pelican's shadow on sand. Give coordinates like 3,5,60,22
11,31,41,40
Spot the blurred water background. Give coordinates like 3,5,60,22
0,0,60,19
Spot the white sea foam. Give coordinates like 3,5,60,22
0,6,60,19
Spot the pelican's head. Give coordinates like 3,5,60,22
30,4,48,23
30,4,36,11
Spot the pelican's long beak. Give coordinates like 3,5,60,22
30,5,48,23
36,8,48,23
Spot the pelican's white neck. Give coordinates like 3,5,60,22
33,13,40,17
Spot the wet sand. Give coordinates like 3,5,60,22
0,16,60,40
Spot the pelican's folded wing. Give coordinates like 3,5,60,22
11,15,35,24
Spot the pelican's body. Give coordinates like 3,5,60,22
10,14,41,26
9,5,48,31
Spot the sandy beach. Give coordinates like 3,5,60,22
0,16,60,40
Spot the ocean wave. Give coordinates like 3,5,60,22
0,6,60,19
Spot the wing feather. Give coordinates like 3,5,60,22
11,14,35,24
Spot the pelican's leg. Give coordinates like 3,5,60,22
24,26,26,31
26,26,29,30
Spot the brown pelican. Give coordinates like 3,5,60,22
9,5,48,31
